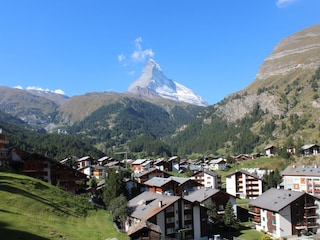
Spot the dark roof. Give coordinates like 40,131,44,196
226,169,261,179
301,144,319,150
127,221,162,236
144,176,191,187
249,188,304,212
204,169,220,177
144,177,172,187
191,169,220,178
264,145,275,150
135,167,164,178
183,188,220,203
128,191,180,221
281,165,320,177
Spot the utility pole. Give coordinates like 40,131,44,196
114,151,128,169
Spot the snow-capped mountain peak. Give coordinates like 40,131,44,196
128,59,208,106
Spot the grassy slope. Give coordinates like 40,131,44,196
0,171,128,240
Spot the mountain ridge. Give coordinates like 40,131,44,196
2,24,320,157
128,59,208,107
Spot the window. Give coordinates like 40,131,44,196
166,205,174,213
272,219,276,225
218,205,224,211
185,224,192,230
167,227,175,234
167,217,175,223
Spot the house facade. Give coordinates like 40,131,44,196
301,144,320,156
131,159,151,174
127,221,162,240
7,147,87,193
226,170,263,199
135,168,171,184
143,176,200,197
92,165,106,179
249,188,319,238
191,169,221,189
184,187,237,218
127,191,211,240
209,158,227,170
165,156,180,172
77,156,94,169
264,145,276,157
281,164,320,196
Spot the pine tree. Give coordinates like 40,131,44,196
108,194,129,222
223,200,239,229
102,168,127,206
206,201,218,223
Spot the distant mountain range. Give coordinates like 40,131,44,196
2,24,320,158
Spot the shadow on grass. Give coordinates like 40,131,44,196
0,208,21,215
0,176,72,216
211,224,254,240
0,221,49,240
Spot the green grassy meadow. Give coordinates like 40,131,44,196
0,171,128,240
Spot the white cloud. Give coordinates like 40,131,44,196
53,89,66,95
13,85,23,89
128,70,135,76
276,0,297,8
26,86,65,95
131,37,154,62
118,54,125,62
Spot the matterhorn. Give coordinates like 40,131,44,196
128,59,208,106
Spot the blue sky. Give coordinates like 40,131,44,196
1,0,320,105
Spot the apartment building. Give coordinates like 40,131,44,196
191,169,221,189
281,165,320,196
226,169,263,199
249,188,319,238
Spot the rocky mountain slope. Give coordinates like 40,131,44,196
0,86,63,128
128,59,208,107
170,24,320,155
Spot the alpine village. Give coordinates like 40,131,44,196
3,24,320,240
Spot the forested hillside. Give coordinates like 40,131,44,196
0,115,104,160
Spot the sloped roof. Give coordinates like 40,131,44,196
281,164,320,177
97,156,112,162
264,145,275,150
132,159,148,165
210,159,226,164
301,144,319,150
127,221,162,236
204,169,220,177
183,187,220,203
128,191,180,221
77,156,92,162
249,188,304,212
135,167,166,178
226,169,261,179
169,176,190,185
144,177,172,187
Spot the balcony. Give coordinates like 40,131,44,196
251,216,261,224
304,203,318,209
296,222,319,230
304,214,318,219
249,209,260,216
